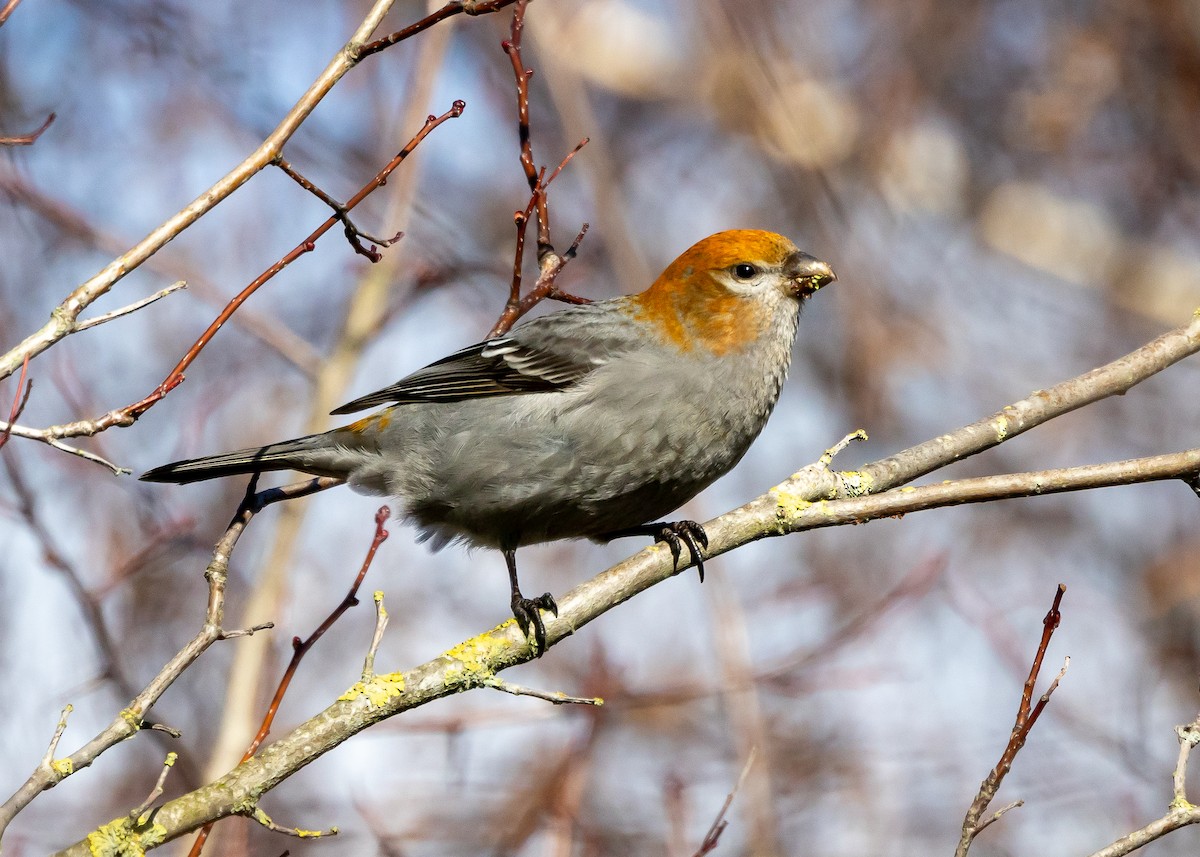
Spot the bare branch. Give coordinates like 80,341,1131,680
0,476,340,839
129,753,178,823
0,0,403,382
184,506,386,857
0,354,31,452
484,677,604,706
0,112,54,145
248,807,336,840
273,157,402,261
955,586,1067,856
693,748,757,856
73,281,186,332
0,104,465,465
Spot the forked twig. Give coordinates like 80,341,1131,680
955,585,1068,855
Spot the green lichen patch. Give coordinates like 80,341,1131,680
85,817,166,857
442,626,514,688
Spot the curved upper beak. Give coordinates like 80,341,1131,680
787,252,837,297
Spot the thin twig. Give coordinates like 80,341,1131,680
355,0,519,59
485,677,603,706
0,354,31,452
73,281,187,332
361,592,390,681
273,157,402,260
1084,709,1200,856
185,506,388,857
0,112,54,144
502,0,539,198
0,476,338,840
694,748,757,856
129,753,177,822
954,585,1067,856
37,705,73,772
974,800,1024,836
248,807,337,839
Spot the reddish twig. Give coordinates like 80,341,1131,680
487,0,593,337
250,506,390,755
0,0,21,27
273,156,402,262
185,507,390,857
504,0,535,190
545,137,589,186
355,0,519,60
497,137,590,327
0,475,336,839
490,221,590,338
0,354,31,452
0,112,55,146
118,101,463,422
954,584,1069,856
0,103,464,457
503,178,542,320
501,0,545,246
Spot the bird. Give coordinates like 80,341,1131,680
142,230,836,651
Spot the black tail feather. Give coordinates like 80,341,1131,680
140,435,333,484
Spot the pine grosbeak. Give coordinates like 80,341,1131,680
142,230,836,650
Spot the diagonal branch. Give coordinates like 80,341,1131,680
0,103,464,463
49,309,1200,855
0,477,339,842
0,0,520,383
955,585,1068,856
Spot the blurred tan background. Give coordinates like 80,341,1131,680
3,0,1200,854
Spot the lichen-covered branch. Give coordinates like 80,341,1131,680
50,309,1200,854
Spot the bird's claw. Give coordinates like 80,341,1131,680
653,520,709,582
599,520,711,581
512,591,558,654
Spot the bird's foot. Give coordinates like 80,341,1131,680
603,520,709,581
653,520,709,581
511,590,558,654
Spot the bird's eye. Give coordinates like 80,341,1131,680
732,263,758,281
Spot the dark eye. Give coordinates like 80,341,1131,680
732,263,758,281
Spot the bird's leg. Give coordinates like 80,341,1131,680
504,548,558,653
600,521,709,582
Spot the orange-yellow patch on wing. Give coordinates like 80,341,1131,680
345,410,392,434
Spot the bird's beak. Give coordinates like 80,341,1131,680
788,253,837,298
